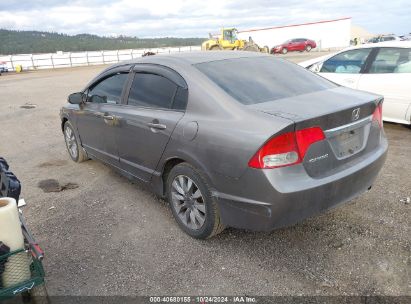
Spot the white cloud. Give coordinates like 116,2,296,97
0,0,409,37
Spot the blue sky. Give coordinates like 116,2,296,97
0,0,409,37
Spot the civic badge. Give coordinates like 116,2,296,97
352,108,360,121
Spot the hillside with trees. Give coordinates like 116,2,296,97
0,29,205,55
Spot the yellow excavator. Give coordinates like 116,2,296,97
201,28,269,53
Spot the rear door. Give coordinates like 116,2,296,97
357,47,411,124
318,48,374,89
295,39,305,51
76,69,130,166
115,65,187,181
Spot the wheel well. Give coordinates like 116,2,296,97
161,158,185,195
61,117,68,132
162,158,185,181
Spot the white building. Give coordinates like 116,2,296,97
237,17,352,50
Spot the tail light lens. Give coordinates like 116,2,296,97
372,102,383,128
295,127,326,159
248,127,325,169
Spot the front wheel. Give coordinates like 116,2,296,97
166,163,225,239
306,45,312,52
63,121,88,163
281,48,288,54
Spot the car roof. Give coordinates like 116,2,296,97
111,51,268,68
94,51,273,86
349,40,411,49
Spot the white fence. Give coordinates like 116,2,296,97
0,46,201,71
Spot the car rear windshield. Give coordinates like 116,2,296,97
195,56,337,105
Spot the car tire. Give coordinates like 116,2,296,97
210,45,223,51
306,45,312,52
166,163,225,239
63,121,88,163
281,48,288,54
244,45,259,52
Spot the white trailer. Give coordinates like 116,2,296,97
237,17,352,50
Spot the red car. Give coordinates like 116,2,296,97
271,38,316,54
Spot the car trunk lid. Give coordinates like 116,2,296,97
249,87,384,178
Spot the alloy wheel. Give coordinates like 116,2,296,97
171,175,206,230
64,125,78,159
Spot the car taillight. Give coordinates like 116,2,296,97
248,127,325,169
372,103,383,128
295,127,326,158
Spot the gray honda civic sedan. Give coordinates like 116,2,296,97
60,51,387,239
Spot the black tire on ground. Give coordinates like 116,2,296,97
166,163,225,239
306,45,312,52
281,48,288,54
244,45,259,52
209,45,223,50
63,121,88,163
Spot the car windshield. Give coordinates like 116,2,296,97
195,56,337,105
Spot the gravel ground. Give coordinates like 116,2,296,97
0,53,410,297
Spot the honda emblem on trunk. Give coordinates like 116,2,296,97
352,108,360,121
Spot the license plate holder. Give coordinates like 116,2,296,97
329,126,367,159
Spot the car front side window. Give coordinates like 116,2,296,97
88,73,128,104
369,48,411,73
320,48,372,74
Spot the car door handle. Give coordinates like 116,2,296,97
344,78,355,84
147,122,167,130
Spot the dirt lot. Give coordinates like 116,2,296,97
0,52,410,297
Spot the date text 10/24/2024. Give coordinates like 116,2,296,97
149,296,257,303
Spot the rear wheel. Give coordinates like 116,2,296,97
166,163,224,239
262,45,270,53
306,45,312,52
281,48,288,54
63,121,88,163
209,45,223,51
244,44,259,52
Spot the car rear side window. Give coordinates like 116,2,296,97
128,73,178,109
195,56,336,105
369,48,411,73
88,73,128,104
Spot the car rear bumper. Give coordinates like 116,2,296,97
213,138,388,231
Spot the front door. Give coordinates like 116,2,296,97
76,72,129,166
317,48,373,89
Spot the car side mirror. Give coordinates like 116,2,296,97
309,62,323,73
68,92,85,104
